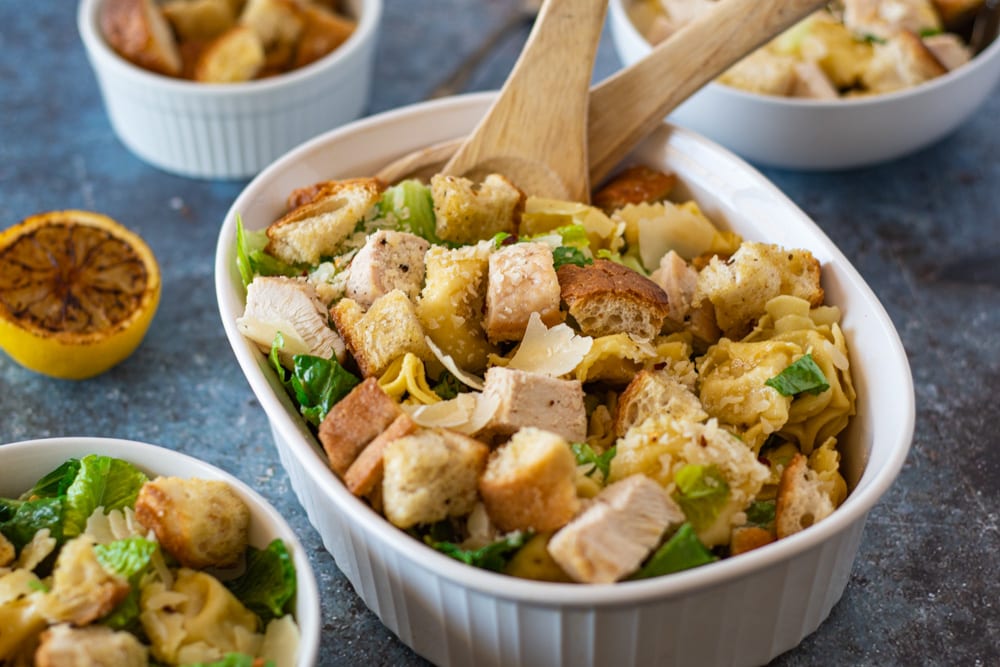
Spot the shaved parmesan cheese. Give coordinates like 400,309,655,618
508,312,593,377
425,336,485,391
236,317,312,357
402,390,500,436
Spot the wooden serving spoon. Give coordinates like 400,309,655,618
433,0,608,202
377,0,828,193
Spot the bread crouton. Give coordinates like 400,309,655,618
695,242,824,339
100,0,183,77
862,30,948,94
266,177,384,265
547,475,685,583
718,48,798,95
293,2,356,69
791,61,839,99
344,412,418,498
417,242,497,372
35,624,148,667
238,0,303,50
162,0,235,42
332,289,434,378
36,537,130,625
193,25,265,83
134,477,250,569
346,230,430,308
318,377,402,476
775,453,836,538
592,166,677,214
478,428,580,533
479,367,588,443
730,525,776,555
382,429,489,529
613,369,708,438
431,173,524,244
484,242,563,343
558,259,671,341
922,32,972,70
843,0,941,38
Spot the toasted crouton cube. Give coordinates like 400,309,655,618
35,624,148,667
730,525,776,555
431,173,524,244
162,0,235,42
332,290,434,378
265,177,384,266
36,537,130,625
479,367,587,443
695,242,824,339
558,259,671,341
238,0,303,49
592,166,677,214
484,242,563,343
134,477,250,569
293,2,356,68
718,48,798,95
318,377,402,476
344,412,418,498
613,369,708,438
775,454,836,538
346,230,430,308
382,429,489,529
193,25,265,83
547,475,685,583
417,242,497,372
479,428,580,532
100,0,183,77
861,30,948,94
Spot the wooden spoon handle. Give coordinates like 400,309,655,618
442,0,607,202
587,0,827,183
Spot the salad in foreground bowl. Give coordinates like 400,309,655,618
233,164,856,584
0,454,299,665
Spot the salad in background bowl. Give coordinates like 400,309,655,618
0,436,319,666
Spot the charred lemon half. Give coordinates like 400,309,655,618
0,210,161,379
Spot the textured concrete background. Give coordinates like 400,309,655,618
1,1,998,665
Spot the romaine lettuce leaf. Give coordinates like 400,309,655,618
672,464,730,532
20,459,81,500
225,539,296,625
94,536,158,630
571,442,616,480
235,215,300,289
596,248,649,276
745,500,776,528
0,497,64,551
431,532,530,572
269,333,360,426
765,353,830,396
379,180,439,243
62,455,149,539
552,246,592,270
630,523,717,579
181,654,274,667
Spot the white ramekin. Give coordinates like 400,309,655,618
0,436,320,666
608,0,1000,170
215,93,915,666
77,0,382,180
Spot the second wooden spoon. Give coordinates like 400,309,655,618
378,0,828,190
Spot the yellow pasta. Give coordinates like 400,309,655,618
377,353,441,406
574,333,695,385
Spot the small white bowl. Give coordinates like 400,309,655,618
608,0,1000,170
77,0,382,180
214,92,915,666
0,436,320,667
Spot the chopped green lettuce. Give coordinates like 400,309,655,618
20,459,81,500
596,248,649,276
431,532,530,572
765,353,830,397
745,500,776,528
225,539,297,625
672,464,730,532
571,443,616,480
631,523,717,579
432,370,464,400
94,536,159,630
269,333,360,426
235,214,300,289
379,180,439,242
62,455,149,539
490,231,512,248
0,497,64,551
552,246,592,270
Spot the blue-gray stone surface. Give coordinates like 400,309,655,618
1,1,998,665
